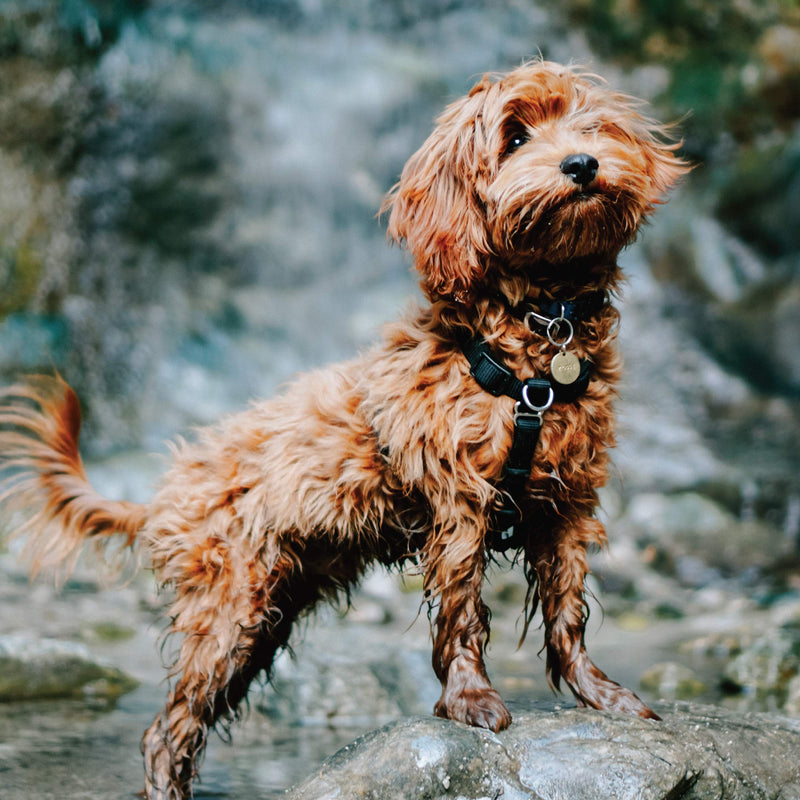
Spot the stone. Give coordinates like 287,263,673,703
623,491,786,581
0,633,138,702
256,643,438,728
640,661,707,700
722,629,800,698
287,704,800,800
785,673,800,715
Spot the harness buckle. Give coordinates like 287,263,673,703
524,309,551,329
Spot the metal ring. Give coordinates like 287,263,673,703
521,383,554,413
546,316,574,348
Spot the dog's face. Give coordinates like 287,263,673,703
386,61,689,299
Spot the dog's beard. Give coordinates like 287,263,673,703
526,189,644,262
491,185,645,266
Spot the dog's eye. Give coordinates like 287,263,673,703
504,128,529,156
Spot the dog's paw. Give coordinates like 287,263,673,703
581,682,661,720
434,686,512,732
617,690,661,720
567,652,661,720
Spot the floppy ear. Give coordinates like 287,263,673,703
646,142,692,206
637,119,692,209
383,82,494,301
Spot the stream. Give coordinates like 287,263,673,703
0,547,790,800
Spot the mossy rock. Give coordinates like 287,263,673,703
0,242,42,315
0,634,138,702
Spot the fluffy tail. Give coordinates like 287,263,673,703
0,375,148,579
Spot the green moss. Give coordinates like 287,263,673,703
0,241,42,316
0,647,139,702
545,0,795,151
86,622,137,642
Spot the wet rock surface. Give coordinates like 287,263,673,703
258,643,440,728
288,705,800,800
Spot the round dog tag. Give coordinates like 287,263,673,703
550,350,581,385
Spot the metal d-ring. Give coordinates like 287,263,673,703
521,382,554,414
546,315,574,348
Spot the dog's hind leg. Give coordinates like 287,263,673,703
141,626,267,800
140,546,323,800
530,515,659,719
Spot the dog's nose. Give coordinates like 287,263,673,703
560,153,599,187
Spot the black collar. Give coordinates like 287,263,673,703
460,335,591,405
522,289,608,331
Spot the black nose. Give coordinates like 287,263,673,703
560,153,599,186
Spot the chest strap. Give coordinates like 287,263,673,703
460,335,591,552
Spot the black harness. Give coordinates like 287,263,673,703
460,293,604,552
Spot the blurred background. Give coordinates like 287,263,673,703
0,1,799,798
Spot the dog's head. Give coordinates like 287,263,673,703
384,61,689,301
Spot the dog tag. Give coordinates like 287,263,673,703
550,350,581,385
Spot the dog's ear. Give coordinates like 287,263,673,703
639,124,692,208
383,81,494,301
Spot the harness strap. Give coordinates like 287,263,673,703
459,334,591,552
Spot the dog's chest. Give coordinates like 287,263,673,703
362,317,617,520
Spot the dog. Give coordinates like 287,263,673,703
0,60,688,799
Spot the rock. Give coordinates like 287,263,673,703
722,629,800,700
640,661,707,700
622,490,787,583
256,644,438,728
287,704,800,800
708,279,800,397
650,215,768,304
759,24,800,79
786,673,800,715
0,633,138,702
627,491,735,539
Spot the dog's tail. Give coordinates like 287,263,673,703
0,375,148,579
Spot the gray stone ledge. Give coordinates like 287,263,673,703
287,703,800,800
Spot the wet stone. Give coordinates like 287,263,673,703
0,634,138,702
256,644,438,728
722,629,800,699
287,705,800,800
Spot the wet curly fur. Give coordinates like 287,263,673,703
0,61,688,799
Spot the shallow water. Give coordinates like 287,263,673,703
0,657,371,799
0,579,754,800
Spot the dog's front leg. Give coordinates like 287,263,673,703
427,526,512,732
531,514,659,719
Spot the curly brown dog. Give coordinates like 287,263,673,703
0,60,688,799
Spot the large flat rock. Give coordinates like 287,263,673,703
287,704,800,800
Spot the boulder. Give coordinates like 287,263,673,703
640,661,708,701
0,633,138,702
722,628,800,701
256,645,438,728
287,704,800,800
